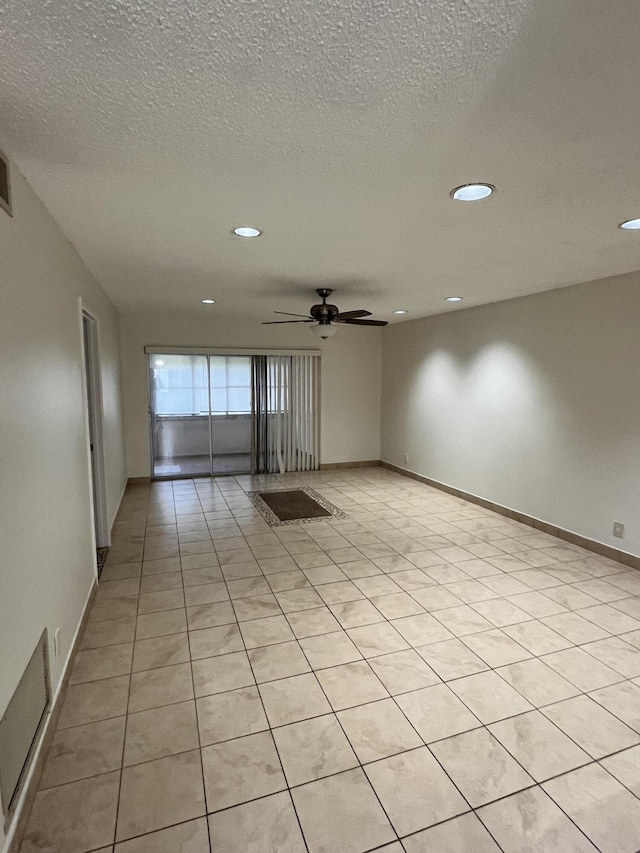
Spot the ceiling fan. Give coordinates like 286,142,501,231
262,288,388,339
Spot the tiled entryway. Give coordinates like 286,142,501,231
21,468,640,852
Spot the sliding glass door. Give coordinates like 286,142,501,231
148,350,320,479
150,354,251,478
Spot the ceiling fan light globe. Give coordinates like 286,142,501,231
311,323,337,339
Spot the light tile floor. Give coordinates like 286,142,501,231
20,467,640,853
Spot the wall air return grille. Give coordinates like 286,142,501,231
0,149,12,216
0,631,50,818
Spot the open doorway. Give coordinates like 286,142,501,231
81,310,109,565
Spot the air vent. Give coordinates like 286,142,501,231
0,149,12,217
0,632,50,818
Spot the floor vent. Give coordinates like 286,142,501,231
0,632,50,818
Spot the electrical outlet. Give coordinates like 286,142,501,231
53,628,61,658
613,522,625,539
404,453,409,464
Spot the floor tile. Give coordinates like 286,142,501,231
116,750,205,841
202,730,286,811
291,768,396,853
197,686,268,745
541,612,611,644
347,622,410,656
302,564,349,584
318,580,366,605
369,591,425,619
208,791,306,853
507,591,567,618
89,595,139,623
267,569,311,592
496,657,579,707
543,763,640,853
488,709,590,781
391,613,454,646
71,643,133,684
579,603,640,635
449,670,533,723
276,587,325,612
403,812,501,853
461,628,532,667
582,636,640,677
128,662,193,713
409,586,464,611
114,817,210,852
58,675,130,729
431,727,534,807
477,786,598,853
330,599,385,628
444,580,498,604
239,615,295,648
123,700,199,765
186,601,236,630
133,633,190,671
601,744,640,797
396,684,480,743
299,630,363,669
416,638,488,680
184,582,228,606
431,605,493,636
138,588,184,615
81,616,136,649
192,650,255,697
273,713,358,786
541,694,640,758
21,771,120,853
287,606,342,638
136,608,187,639
40,717,125,788
502,620,572,655
188,624,243,659
338,698,423,762
589,680,640,731
541,647,623,691
316,660,389,710
248,640,311,682
368,648,440,694
471,597,532,627
259,672,332,726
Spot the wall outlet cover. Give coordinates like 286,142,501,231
613,522,624,539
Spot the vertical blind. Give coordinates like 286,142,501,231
252,354,320,474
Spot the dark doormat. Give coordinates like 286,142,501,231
248,487,347,527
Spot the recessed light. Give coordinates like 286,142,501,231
450,183,494,201
233,226,261,237
201,299,216,304
619,218,640,230
445,296,463,302
393,310,408,315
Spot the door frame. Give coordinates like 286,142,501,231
80,303,110,548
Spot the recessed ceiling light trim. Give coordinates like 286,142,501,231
445,296,463,302
393,310,408,315
450,183,494,201
201,299,216,304
233,226,262,237
619,218,640,230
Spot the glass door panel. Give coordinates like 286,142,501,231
209,355,252,475
150,354,212,477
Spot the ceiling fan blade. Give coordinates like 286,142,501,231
262,320,314,324
339,318,389,326
335,310,372,320
273,311,313,318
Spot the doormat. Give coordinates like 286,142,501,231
248,487,346,527
97,547,109,578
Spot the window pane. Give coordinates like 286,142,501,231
228,387,251,413
210,356,227,388
211,388,227,413
228,356,251,386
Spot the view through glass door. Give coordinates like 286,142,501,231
150,353,252,477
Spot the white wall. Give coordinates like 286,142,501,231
0,157,126,836
121,311,382,476
381,272,640,557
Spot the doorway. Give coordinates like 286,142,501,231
82,310,109,549
149,353,252,478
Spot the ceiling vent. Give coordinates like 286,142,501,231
0,149,12,217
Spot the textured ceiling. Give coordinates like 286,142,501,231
1,0,640,321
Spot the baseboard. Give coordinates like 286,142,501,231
380,460,640,572
4,581,98,853
320,460,381,470
109,476,129,540
127,476,151,485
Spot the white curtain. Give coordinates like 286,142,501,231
252,354,320,474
